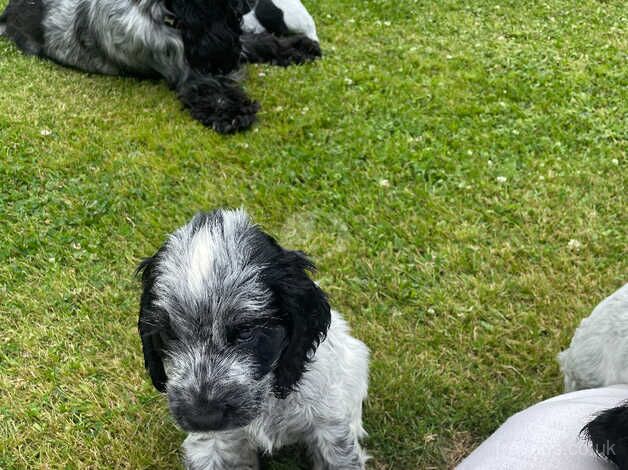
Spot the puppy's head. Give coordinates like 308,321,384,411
137,209,330,432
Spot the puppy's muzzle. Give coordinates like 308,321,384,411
184,399,228,431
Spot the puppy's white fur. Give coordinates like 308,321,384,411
184,310,369,469
558,283,628,392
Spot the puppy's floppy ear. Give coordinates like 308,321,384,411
136,256,168,393
581,402,628,468
265,247,331,398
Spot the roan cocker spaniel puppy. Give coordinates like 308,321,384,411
0,0,320,132
137,209,369,469
558,283,628,469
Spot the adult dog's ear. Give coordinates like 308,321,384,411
170,0,243,74
137,257,168,393
266,248,331,398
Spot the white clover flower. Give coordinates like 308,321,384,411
567,239,582,250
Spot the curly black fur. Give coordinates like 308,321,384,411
241,32,321,66
168,0,243,75
177,74,260,133
0,0,45,55
582,402,628,469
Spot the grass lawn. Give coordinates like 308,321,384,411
1,0,626,468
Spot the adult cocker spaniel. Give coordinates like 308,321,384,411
0,0,321,132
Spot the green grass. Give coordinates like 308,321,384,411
1,0,626,468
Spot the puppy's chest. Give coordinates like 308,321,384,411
247,400,311,452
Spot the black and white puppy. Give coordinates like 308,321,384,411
0,0,320,133
137,209,369,469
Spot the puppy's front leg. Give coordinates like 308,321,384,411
306,423,367,470
183,431,259,470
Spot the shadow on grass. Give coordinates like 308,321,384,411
260,444,310,470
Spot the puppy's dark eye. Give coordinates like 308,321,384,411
237,328,255,342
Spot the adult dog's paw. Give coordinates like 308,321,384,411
208,99,260,134
274,36,321,66
179,78,260,133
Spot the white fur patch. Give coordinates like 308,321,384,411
272,0,318,41
241,0,319,42
153,209,272,330
558,283,628,391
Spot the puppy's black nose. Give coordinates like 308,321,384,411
186,400,226,431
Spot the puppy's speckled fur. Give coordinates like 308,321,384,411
138,209,369,469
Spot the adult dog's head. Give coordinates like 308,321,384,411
137,209,330,432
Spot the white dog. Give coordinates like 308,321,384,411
558,283,628,392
